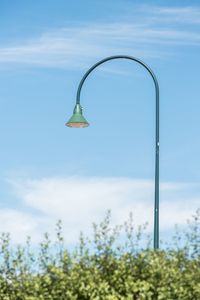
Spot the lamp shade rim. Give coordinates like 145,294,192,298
65,121,89,128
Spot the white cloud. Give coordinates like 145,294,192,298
3,176,199,245
0,24,163,69
148,6,200,24
0,6,200,69
0,209,44,244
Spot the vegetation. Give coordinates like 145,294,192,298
0,209,199,300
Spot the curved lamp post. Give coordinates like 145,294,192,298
66,55,160,249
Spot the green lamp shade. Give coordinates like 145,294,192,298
66,104,89,128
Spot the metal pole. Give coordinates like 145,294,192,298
75,55,160,249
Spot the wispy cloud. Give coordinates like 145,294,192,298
147,6,200,24
0,24,165,69
2,176,199,245
0,5,200,69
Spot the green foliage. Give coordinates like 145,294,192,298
0,210,200,299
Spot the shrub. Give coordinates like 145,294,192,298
0,210,199,299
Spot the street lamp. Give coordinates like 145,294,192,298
66,55,160,249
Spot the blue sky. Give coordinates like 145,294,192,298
0,0,200,246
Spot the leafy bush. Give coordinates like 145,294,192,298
0,209,200,299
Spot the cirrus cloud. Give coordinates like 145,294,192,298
0,6,200,69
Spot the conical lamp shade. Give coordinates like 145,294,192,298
65,104,89,128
